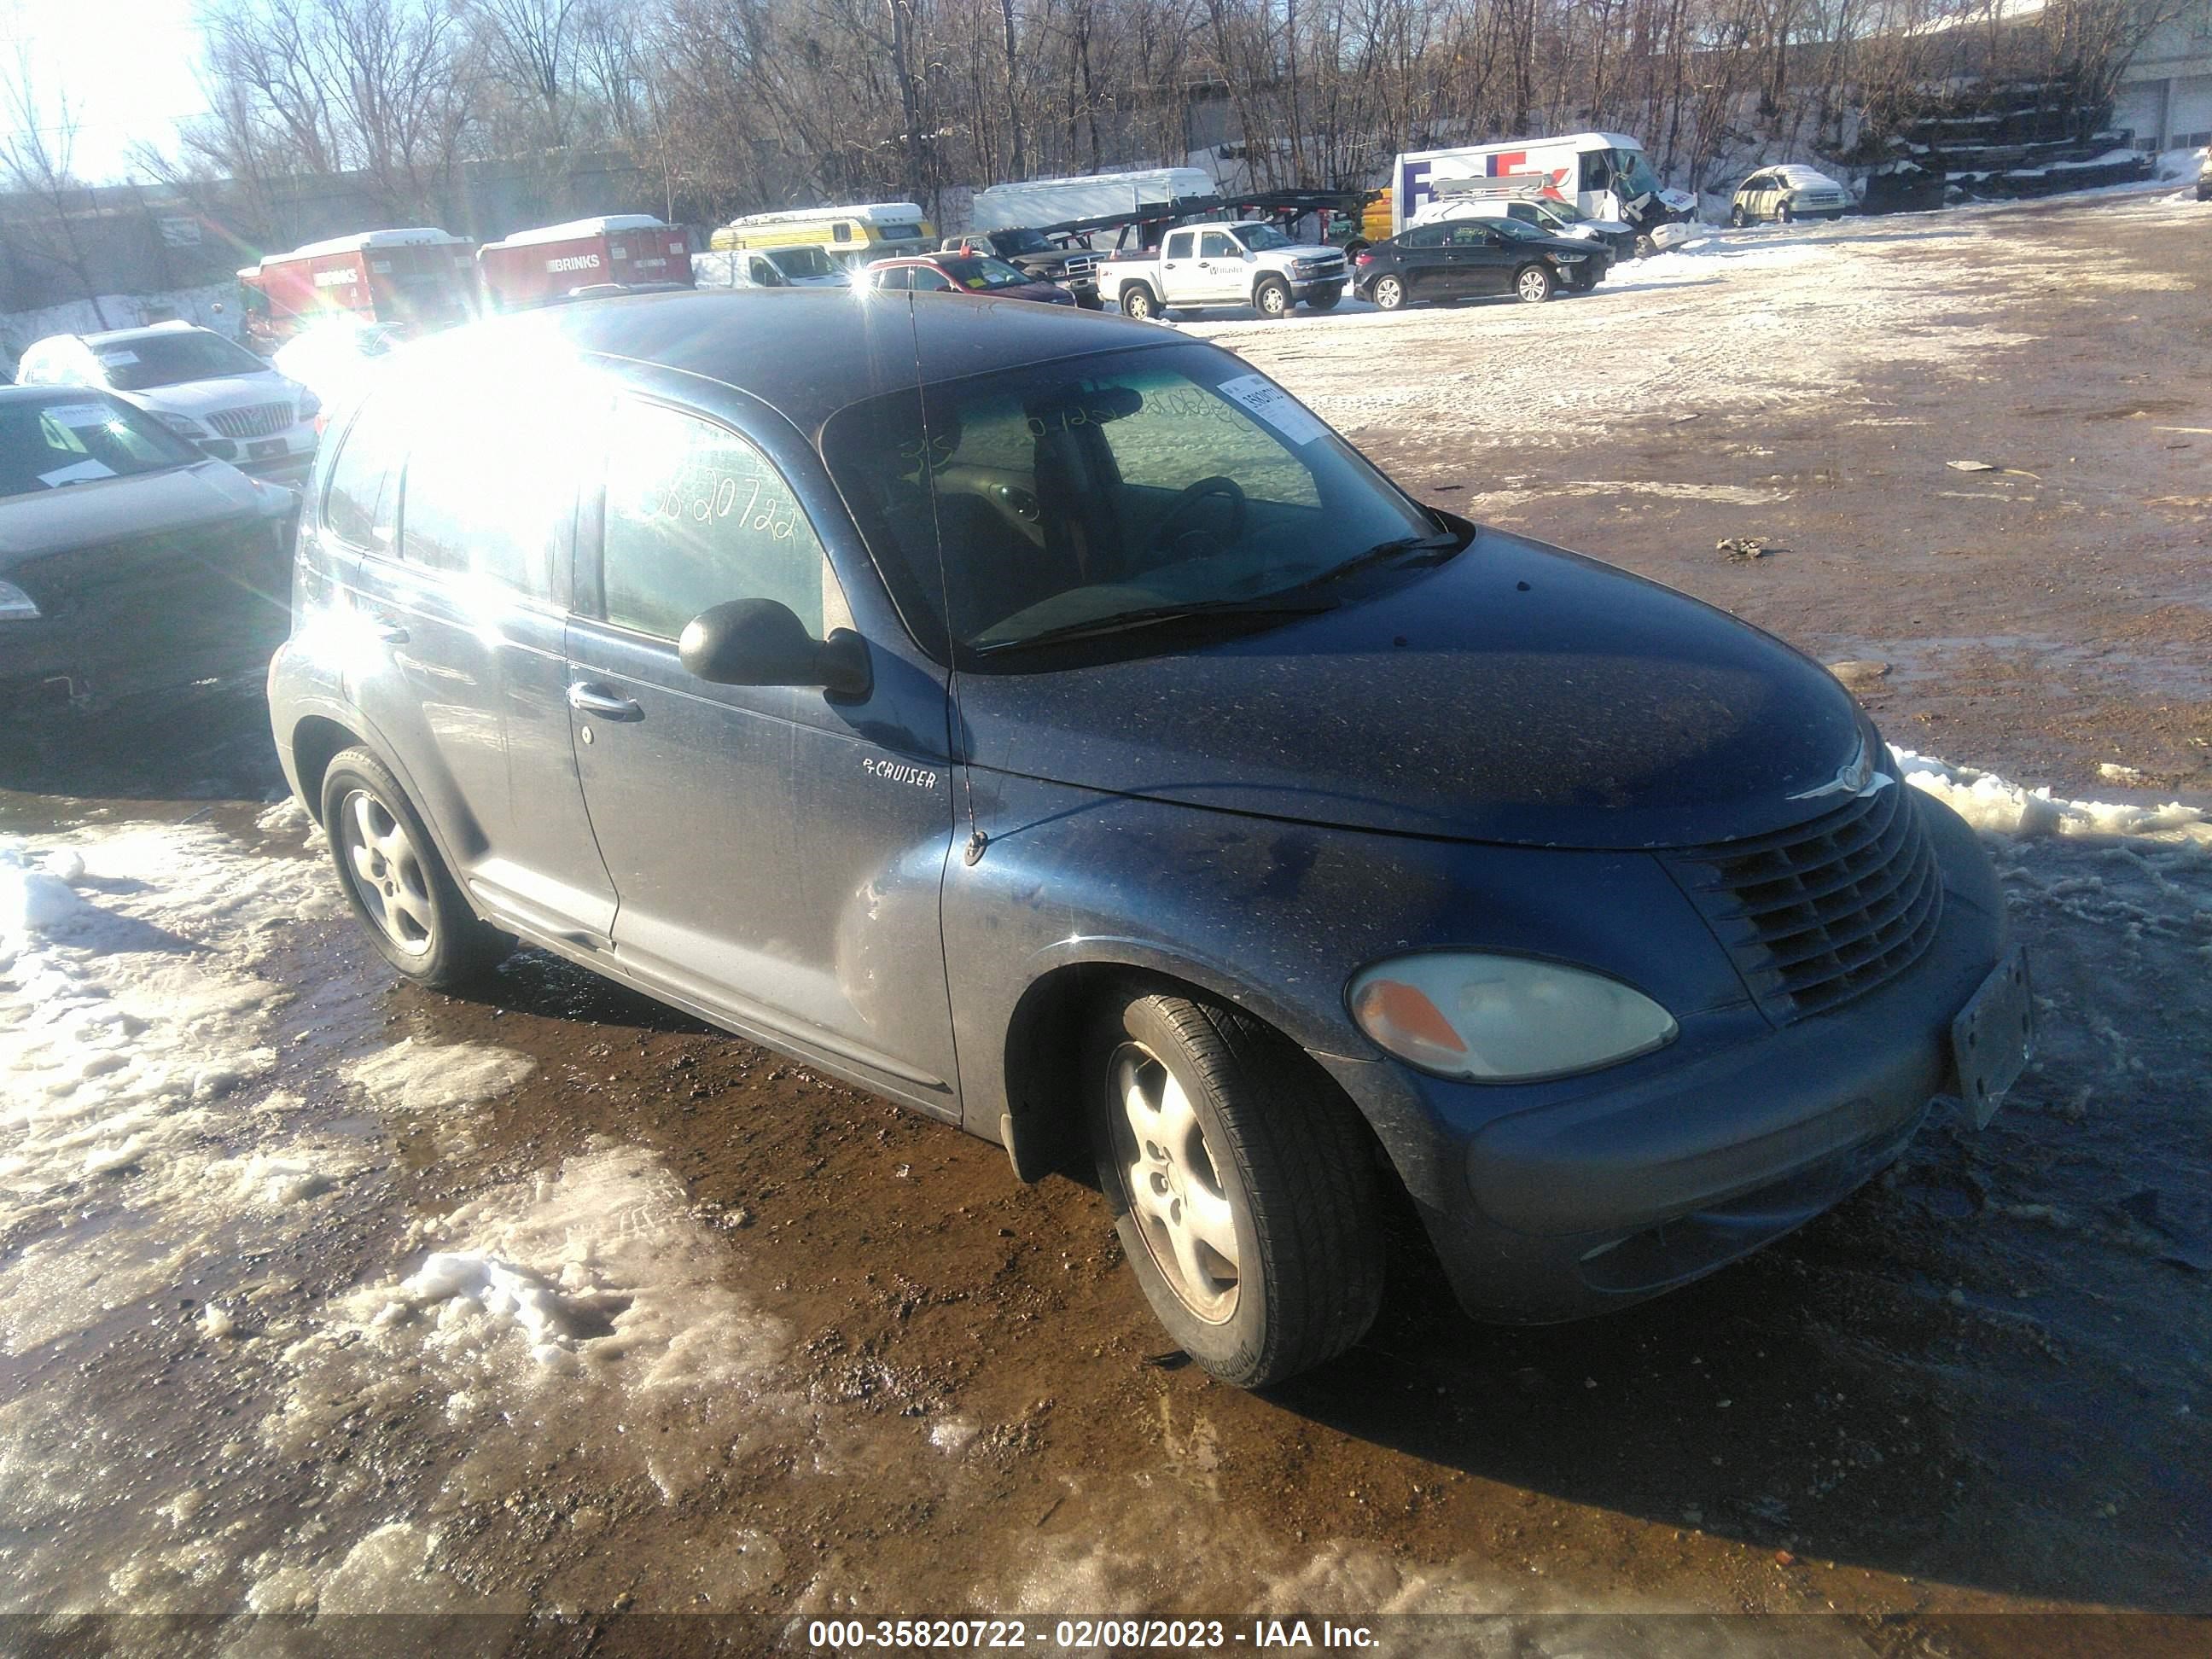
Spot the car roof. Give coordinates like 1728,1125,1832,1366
74,322,218,347
450,288,1171,434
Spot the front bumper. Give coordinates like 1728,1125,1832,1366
1319,794,2007,1322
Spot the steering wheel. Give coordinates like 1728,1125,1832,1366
1149,474,1249,556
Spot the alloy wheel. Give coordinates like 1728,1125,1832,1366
1374,276,1403,310
339,789,437,957
1109,1041,1241,1324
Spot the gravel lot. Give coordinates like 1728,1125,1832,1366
1,185,2206,1654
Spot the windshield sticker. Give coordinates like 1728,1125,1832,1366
1215,373,1329,447
38,457,117,487
97,350,139,366
44,402,121,428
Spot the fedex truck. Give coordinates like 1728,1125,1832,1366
236,229,477,349
1391,134,1697,253
477,215,695,310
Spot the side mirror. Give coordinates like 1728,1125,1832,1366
678,598,871,698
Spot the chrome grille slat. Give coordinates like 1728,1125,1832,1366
1664,781,1942,1024
205,401,294,439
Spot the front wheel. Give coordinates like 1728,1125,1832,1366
322,747,510,988
1514,263,1555,304
1778,201,1796,224
1370,273,1406,311
1086,986,1384,1387
1118,284,1158,321
1254,277,1292,319
1632,231,1657,259
1824,210,1844,223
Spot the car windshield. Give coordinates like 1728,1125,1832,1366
92,330,268,391
1540,199,1590,224
1238,224,1295,251
1615,149,1665,201
0,393,202,497
994,229,1051,254
936,255,1033,290
820,342,1450,663
767,246,835,281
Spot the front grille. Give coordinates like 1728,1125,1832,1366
1663,781,1942,1023
1060,253,1099,280
206,401,294,439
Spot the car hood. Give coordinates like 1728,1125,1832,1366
957,529,1867,850
0,462,287,566
123,371,300,416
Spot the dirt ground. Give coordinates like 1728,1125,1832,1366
1,189,2208,1657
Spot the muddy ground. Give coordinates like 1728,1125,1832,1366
1,189,2207,1657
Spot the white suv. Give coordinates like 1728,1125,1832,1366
15,322,318,483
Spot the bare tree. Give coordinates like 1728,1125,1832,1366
0,32,110,323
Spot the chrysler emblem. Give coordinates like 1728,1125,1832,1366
1788,733,1893,802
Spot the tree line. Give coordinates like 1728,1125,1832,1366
8,0,2190,245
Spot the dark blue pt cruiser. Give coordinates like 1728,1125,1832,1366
268,290,2033,1386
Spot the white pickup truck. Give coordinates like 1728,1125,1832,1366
1100,220,1348,320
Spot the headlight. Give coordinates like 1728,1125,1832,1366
152,410,208,439
1553,253,1587,263
0,579,42,621
1348,953,1676,1081
297,390,322,423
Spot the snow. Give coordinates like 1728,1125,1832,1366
1893,747,2212,846
341,1037,535,1114
1,281,242,353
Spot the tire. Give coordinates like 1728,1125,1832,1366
1514,263,1555,304
1778,201,1796,224
1632,232,1656,259
1824,210,1844,223
1729,207,1746,228
1370,273,1406,311
1305,285,1342,311
322,746,509,988
1119,284,1158,322
1085,983,1384,1388
1254,277,1292,319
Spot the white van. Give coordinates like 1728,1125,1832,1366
1392,134,1697,252
972,167,1217,231
708,203,936,272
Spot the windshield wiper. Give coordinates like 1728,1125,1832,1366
975,596,1336,655
1302,529,1464,589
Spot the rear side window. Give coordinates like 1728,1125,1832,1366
323,396,404,549
1164,230,1195,259
600,400,830,641
1401,224,1447,248
396,393,589,601
874,265,911,292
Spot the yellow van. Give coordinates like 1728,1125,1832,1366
707,202,937,271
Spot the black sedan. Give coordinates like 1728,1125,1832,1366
1354,217,1606,309
0,385,297,718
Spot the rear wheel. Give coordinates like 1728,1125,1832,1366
1514,263,1555,304
322,747,509,988
1119,284,1158,321
1730,206,1746,228
1371,273,1406,311
1254,277,1292,319
1086,985,1384,1387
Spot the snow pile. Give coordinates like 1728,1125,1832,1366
0,281,242,354
275,1142,800,1505
1893,747,2212,846
0,826,343,1354
341,1037,536,1114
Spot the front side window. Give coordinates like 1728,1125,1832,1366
910,267,953,293
832,223,853,242
1198,231,1237,259
601,400,831,642
0,393,200,497
820,342,1442,661
767,246,834,281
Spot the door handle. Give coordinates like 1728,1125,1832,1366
567,681,642,720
